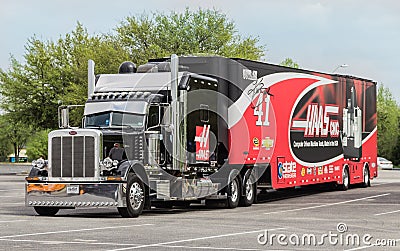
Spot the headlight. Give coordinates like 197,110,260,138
101,157,120,171
32,158,46,169
36,159,45,168
103,157,113,169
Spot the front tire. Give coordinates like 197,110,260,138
226,177,240,208
34,206,59,216
118,173,145,218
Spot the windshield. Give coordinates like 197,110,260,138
85,112,145,128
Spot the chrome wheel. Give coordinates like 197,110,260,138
240,175,255,207
227,177,240,208
129,182,144,210
118,173,145,218
343,169,349,187
339,167,349,191
230,180,239,203
245,179,253,201
362,166,370,187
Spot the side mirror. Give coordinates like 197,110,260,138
161,106,171,125
58,105,85,129
59,106,69,129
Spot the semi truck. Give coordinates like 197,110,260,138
25,55,377,217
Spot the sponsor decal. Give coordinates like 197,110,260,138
253,137,260,147
195,125,210,161
318,167,323,175
278,161,297,179
307,167,312,175
262,137,274,150
243,69,258,80
329,166,334,174
334,166,340,172
278,162,283,179
288,81,351,166
324,166,328,174
301,167,306,177
292,104,340,138
253,137,260,150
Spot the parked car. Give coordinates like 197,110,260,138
377,157,393,169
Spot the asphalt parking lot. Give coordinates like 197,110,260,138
0,169,399,250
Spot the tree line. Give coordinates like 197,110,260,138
0,9,398,165
0,9,264,161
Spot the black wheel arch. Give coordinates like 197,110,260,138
122,161,150,210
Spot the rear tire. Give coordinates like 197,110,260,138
34,206,59,216
118,173,145,218
240,176,255,207
226,177,240,208
339,167,349,191
362,166,370,188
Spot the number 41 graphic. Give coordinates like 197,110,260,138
254,92,270,126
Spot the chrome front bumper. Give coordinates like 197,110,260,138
25,182,126,208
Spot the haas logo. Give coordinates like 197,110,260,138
292,104,340,138
195,125,210,161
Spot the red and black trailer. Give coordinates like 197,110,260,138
26,55,377,217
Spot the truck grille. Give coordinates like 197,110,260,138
51,136,95,177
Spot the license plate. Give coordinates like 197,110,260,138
67,185,79,194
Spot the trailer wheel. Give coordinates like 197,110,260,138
339,167,349,191
362,165,370,188
240,176,255,207
34,206,59,216
226,177,240,208
118,173,145,218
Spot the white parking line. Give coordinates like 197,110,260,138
0,238,139,246
107,227,286,251
0,220,28,223
0,223,154,239
0,239,265,250
374,209,400,216
371,182,396,186
159,244,264,250
263,193,390,215
344,244,378,250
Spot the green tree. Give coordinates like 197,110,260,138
1,10,265,132
26,129,51,160
377,84,400,162
280,58,299,68
116,9,265,64
0,130,12,162
0,23,129,129
0,114,33,162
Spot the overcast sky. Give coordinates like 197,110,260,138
1,0,399,100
